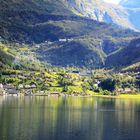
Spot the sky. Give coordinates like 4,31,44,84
104,0,121,4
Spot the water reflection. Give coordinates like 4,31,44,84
0,97,140,140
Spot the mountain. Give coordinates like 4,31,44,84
106,38,140,67
119,0,140,30
0,0,75,42
0,0,138,43
31,25,139,68
67,0,140,31
120,0,140,8
65,0,133,30
0,0,140,69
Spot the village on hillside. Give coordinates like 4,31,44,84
0,69,140,96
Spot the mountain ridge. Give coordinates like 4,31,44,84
119,0,140,31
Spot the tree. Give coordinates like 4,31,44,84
81,82,90,93
62,85,68,92
136,80,140,88
99,78,116,92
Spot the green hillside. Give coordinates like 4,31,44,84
106,38,140,67
122,62,140,72
37,39,106,67
0,42,46,70
0,43,14,69
0,0,140,68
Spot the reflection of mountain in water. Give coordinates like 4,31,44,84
0,97,140,140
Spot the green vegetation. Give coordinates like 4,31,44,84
106,38,140,67
1,40,140,96
99,78,116,92
0,43,14,68
0,42,47,70
1,66,140,96
0,0,140,69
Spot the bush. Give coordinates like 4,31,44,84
62,85,68,92
101,90,111,95
93,86,100,93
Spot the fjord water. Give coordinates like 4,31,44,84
0,97,140,140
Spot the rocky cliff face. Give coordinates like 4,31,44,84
65,0,133,30
63,0,140,31
119,0,140,31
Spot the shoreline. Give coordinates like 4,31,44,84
1,92,140,99
24,93,140,99
89,94,140,99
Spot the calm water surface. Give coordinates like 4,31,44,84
0,96,140,140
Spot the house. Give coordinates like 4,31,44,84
0,84,6,95
24,85,37,89
10,74,17,77
18,84,24,89
59,39,67,42
18,75,26,79
45,84,50,87
31,85,37,88
48,41,53,45
35,44,40,48
67,38,73,42
93,80,100,88
124,88,132,93
6,89,19,95
117,88,134,94
0,84,3,89
3,84,19,95
94,84,99,88
117,88,124,92
79,71,92,76
24,85,31,89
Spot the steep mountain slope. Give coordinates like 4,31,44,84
119,0,140,30
106,38,140,67
0,0,75,42
0,0,138,43
67,0,140,31
36,38,106,67
65,0,133,30
35,26,139,68
0,0,140,68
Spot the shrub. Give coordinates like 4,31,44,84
102,90,111,95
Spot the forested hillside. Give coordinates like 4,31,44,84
0,0,140,69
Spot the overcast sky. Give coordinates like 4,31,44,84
104,0,121,4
